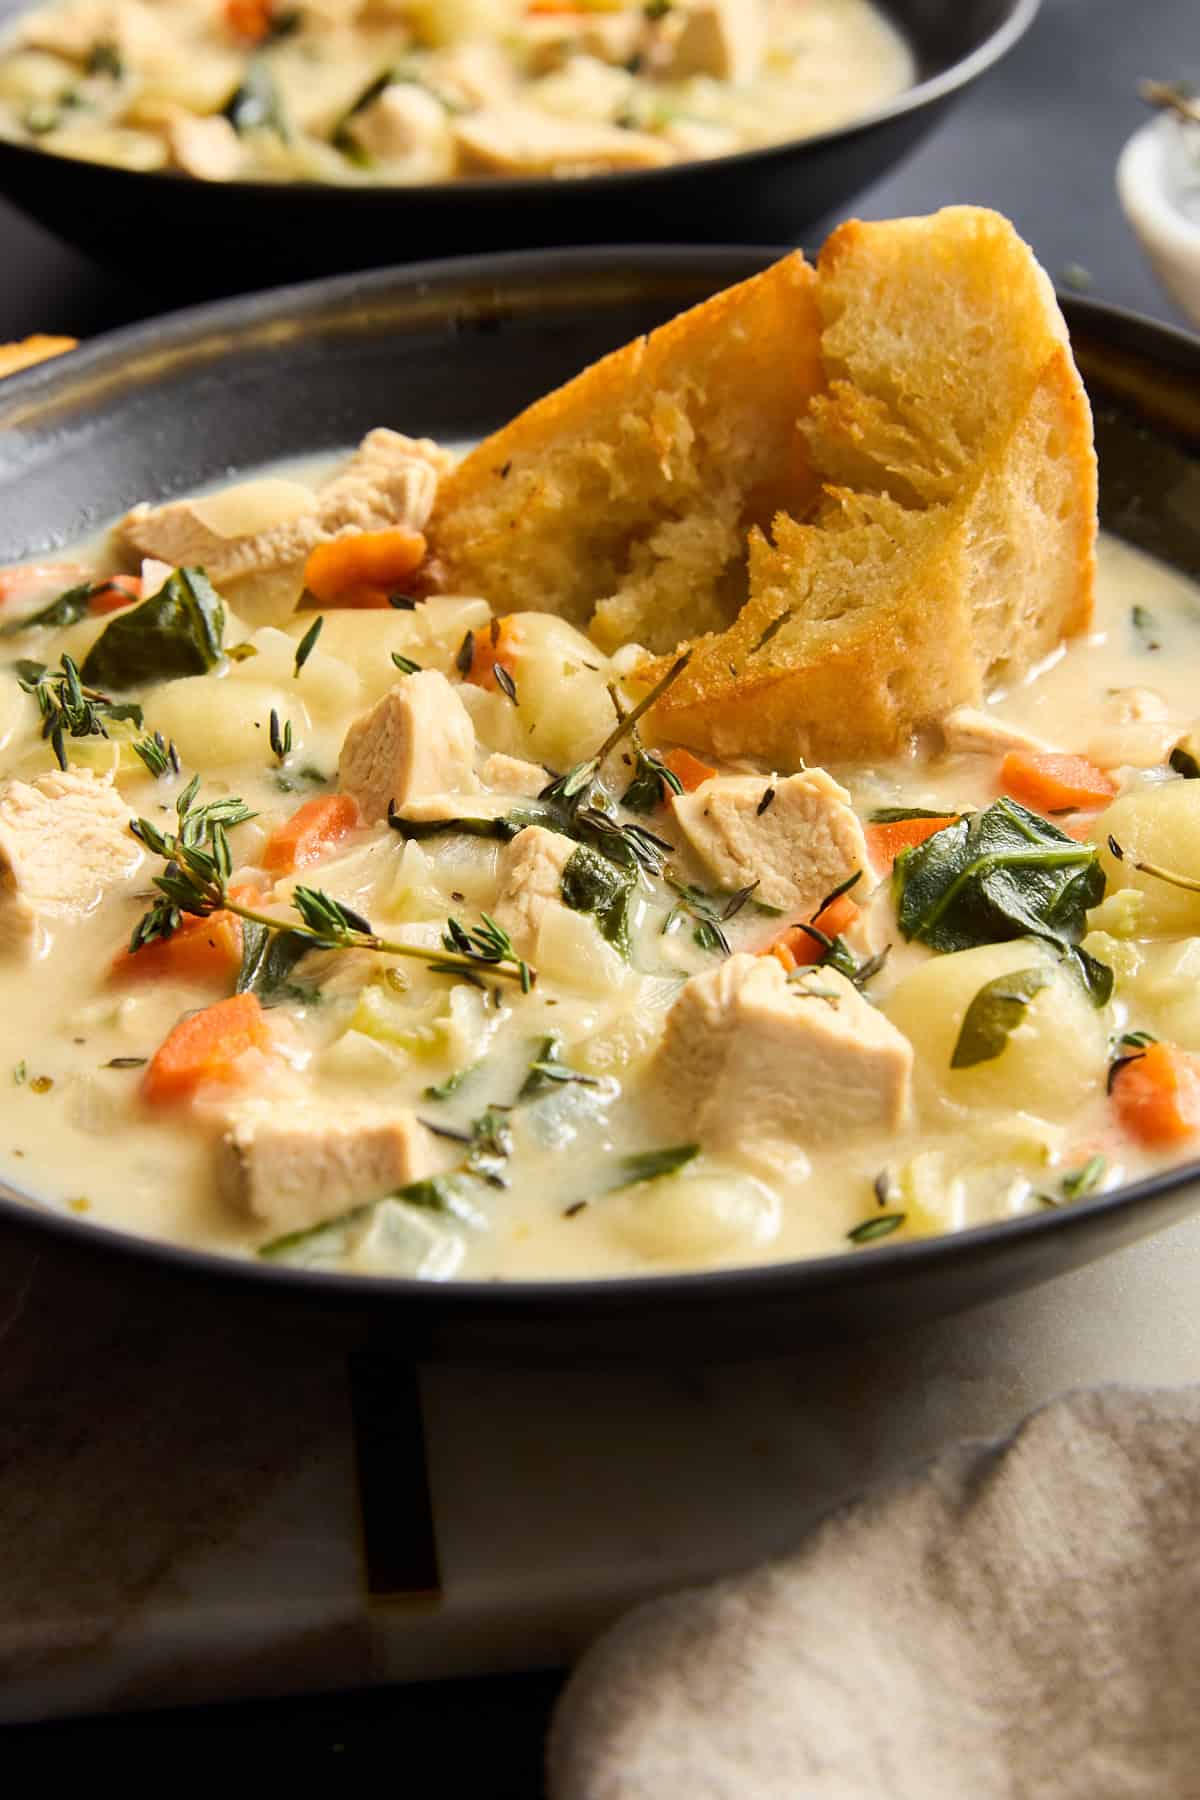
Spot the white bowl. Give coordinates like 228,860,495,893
1117,114,1200,329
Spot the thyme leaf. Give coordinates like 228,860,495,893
292,615,323,676
848,1213,906,1245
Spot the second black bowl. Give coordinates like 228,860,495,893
0,0,1038,293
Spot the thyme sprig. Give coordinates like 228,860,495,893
541,651,691,811
128,779,535,987
20,654,142,770
132,730,180,779
663,874,757,955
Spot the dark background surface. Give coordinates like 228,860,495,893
3,0,1198,1784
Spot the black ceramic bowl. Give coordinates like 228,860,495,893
1,244,1199,1365
0,0,1038,293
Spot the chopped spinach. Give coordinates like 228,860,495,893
236,920,315,1006
893,797,1111,1004
561,843,637,957
81,567,224,690
950,965,1050,1068
0,580,94,638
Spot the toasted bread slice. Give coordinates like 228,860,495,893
428,208,1096,766
426,252,826,655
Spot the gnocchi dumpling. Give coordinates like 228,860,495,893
147,676,314,768
884,939,1109,1120
1094,782,1200,936
603,1167,780,1264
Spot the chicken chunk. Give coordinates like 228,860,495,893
652,954,912,1150
666,0,766,85
338,671,477,824
940,706,1055,757
165,110,243,182
118,429,449,591
217,1099,434,1236
492,824,575,954
453,104,673,175
479,751,547,797
0,769,141,953
672,769,869,913
348,83,452,169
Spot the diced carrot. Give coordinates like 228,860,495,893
1000,751,1117,813
304,529,427,608
112,909,243,986
661,747,717,793
88,574,141,615
765,892,860,972
224,0,273,40
866,814,958,874
142,993,275,1106
465,616,522,692
262,793,360,877
1112,1041,1200,1146
0,562,90,606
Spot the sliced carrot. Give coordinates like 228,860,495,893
465,616,522,692
866,814,958,874
112,909,242,986
304,529,427,608
661,746,717,793
1000,751,1117,813
0,561,90,606
262,793,360,877
765,893,860,972
88,574,141,616
142,993,275,1106
224,0,273,40
1112,1041,1200,1146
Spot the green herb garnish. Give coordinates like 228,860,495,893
561,844,637,957
391,652,422,676
19,655,142,770
132,730,180,778
292,615,323,676
223,60,288,137
848,1213,906,1245
1131,604,1161,651
268,708,293,765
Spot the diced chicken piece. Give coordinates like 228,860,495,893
652,954,912,1149
492,824,575,955
216,1098,434,1236
530,54,636,126
940,706,1056,757
480,751,547,797
523,12,646,75
349,82,451,165
0,769,141,953
666,0,766,84
672,769,869,913
165,110,243,182
338,671,477,823
430,42,518,110
119,429,450,588
454,104,673,176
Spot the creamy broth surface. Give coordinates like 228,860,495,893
1,458,1199,1285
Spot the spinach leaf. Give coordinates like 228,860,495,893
950,965,1050,1068
236,920,315,1006
561,843,637,957
893,798,1110,1002
81,566,224,690
223,61,288,137
0,580,94,638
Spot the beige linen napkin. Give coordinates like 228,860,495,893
548,1387,1200,1799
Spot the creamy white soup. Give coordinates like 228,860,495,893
0,0,913,184
1,436,1199,1282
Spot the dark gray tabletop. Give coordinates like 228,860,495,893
2,0,1197,1785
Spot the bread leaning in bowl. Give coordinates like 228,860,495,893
425,207,1097,767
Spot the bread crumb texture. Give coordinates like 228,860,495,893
426,208,1096,767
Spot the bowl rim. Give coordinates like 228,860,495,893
0,0,1041,201
1,236,1199,1314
